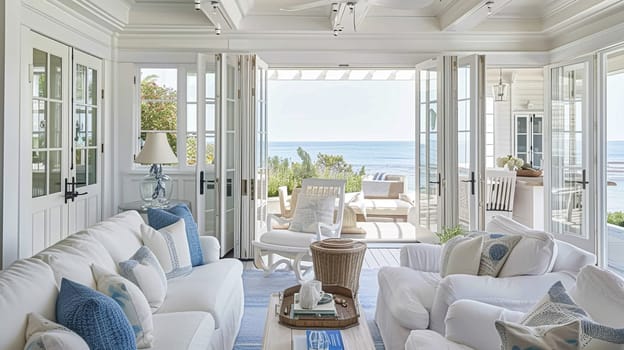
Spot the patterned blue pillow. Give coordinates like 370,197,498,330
477,233,521,276
148,204,203,266
56,278,136,350
522,281,624,348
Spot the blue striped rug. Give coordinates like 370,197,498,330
234,268,385,350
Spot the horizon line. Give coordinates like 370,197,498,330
269,139,415,143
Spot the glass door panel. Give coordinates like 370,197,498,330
548,60,594,252
603,47,624,275
416,63,442,234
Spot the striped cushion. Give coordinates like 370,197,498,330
148,205,204,267
141,220,192,279
119,246,168,313
56,278,136,350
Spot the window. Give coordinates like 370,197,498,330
139,68,178,160
185,71,216,166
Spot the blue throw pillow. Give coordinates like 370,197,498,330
56,278,136,350
148,204,204,266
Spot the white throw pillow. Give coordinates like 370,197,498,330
24,313,89,350
440,235,483,277
570,265,624,328
118,246,168,312
141,220,192,279
91,264,154,348
289,193,335,233
486,216,557,277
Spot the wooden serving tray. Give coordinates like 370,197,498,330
277,285,360,329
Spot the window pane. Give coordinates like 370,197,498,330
88,67,97,106
32,151,47,198
140,68,178,156
88,149,97,185
88,107,97,147
186,133,197,166
187,103,197,133
187,72,197,103
49,151,62,194
50,55,63,100
33,49,47,98
76,149,86,185
49,102,62,148
33,100,47,149
76,64,86,104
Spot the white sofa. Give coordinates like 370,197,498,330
0,210,244,350
406,264,624,349
375,216,596,350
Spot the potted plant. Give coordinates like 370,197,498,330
436,225,465,244
496,155,524,171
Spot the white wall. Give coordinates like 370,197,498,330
487,68,544,160
0,0,5,268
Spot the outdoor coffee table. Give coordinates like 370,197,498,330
262,293,375,350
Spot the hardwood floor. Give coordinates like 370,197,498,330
242,248,401,270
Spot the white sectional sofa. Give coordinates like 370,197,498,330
0,210,244,350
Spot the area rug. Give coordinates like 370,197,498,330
234,268,385,350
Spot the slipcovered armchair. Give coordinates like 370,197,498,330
375,216,596,350
253,178,346,281
406,264,624,350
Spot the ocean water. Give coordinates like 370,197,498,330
269,141,416,191
269,140,624,212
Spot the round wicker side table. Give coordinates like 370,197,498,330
310,238,367,296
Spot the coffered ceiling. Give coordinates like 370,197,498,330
66,0,624,65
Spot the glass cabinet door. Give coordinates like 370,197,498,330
515,115,529,164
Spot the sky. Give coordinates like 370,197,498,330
607,73,624,141
267,79,416,142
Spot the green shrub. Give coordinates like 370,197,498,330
607,211,624,227
268,147,364,197
436,225,465,244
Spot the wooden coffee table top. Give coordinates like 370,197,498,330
262,293,375,350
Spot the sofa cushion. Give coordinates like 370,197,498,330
92,264,154,348
0,258,58,350
569,265,624,328
495,319,580,350
289,193,335,233
119,246,168,312
151,312,215,350
356,198,412,216
486,216,557,277
522,281,624,349
148,204,204,267
88,210,145,264
477,233,521,276
56,278,136,350
377,267,441,330
440,235,483,277
405,330,473,350
25,313,89,350
260,230,316,248
142,221,193,279
35,231,117,289
156,258,243,329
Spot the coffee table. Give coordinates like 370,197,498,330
262,293,375,350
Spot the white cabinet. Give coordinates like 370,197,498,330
515,113,543,168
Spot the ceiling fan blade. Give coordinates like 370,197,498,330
280,0,337,12
369,0,434,9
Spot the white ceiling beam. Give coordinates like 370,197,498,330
542,0,622,33
438,0,513,32
199,0,243,30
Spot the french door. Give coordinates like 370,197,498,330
456,55,486,231
196,53,240,257
545,57,596,253
416,59,445,234
19,31,102,258
239,54,269,259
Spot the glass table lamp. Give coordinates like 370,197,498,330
134,132,178,208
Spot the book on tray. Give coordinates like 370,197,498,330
292,330,344,350
292,293,337,316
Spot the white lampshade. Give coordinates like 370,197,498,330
135,132,178,165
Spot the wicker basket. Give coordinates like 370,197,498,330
310,238,367,295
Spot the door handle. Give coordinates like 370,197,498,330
575,169,589,190
64,177,87,203
199,171,216,195
429,173,442,197
461,171,476,195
